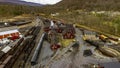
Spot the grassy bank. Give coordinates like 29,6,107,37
48,10,120,37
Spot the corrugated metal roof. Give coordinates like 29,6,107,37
1,46,11,53
0,29,19,35
0,26,18,32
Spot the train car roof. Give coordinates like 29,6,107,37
0,29,19,36
0,26,18,32
1,46,11,53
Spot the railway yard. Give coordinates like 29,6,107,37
0,16,120,68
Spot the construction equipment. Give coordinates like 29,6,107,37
99,35,108,42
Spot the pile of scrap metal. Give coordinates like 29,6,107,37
62,24,75,39
85,39,120,61
48,30,61,51
43,19,51,32
82,64,104,68
82,30,98,41
55,21,65,33
43,19,65,33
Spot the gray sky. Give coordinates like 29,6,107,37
21,0,62,5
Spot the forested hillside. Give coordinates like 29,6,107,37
51,0,120,11
0,2,43,17
1,0,120,17
1,0,120,36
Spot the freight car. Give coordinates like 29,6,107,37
32,26,41,35
0,46,12,63
31,33,46,65
85,40,104,48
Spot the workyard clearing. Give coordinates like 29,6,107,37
1,17,120,68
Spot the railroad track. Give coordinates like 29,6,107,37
0,17,44,68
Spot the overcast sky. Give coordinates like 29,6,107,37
21,0,62,5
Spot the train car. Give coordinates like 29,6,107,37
32,26,41,35
31,33,46,65
0,46,12,62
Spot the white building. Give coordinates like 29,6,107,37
0,26,20,40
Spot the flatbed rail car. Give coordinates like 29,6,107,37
31,33,46,65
